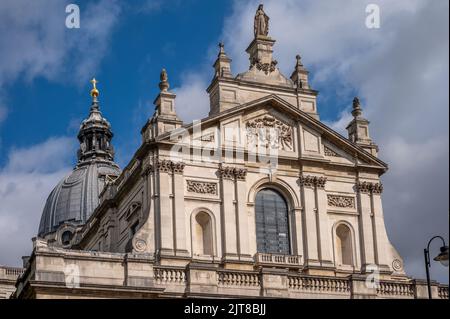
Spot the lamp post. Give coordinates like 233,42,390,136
424,236,449,299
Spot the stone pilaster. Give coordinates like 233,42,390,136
218,165,239,261
315,181,334,268
299,175,322,268
172,162,189,257
234,169,252,261
157,160,174,256
356,181,380,271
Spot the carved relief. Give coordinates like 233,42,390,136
324,146,339,157
392,259,403,272
218,165,248,181
156,159,185,174
327,195,355,208
299,175,327,189
246,115,293,151
356,181,383,194
186,180,218,195
251,57,278,75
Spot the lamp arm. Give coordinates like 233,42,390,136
426,235,446,252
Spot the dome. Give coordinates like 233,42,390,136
38,162,120,237
38,79,121,238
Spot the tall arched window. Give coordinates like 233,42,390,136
193,212,214,256
336,224,353,266
255,189,290,254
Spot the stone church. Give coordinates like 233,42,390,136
8,5,448,299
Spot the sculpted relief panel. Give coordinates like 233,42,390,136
246,115,293,151
186,180,218,195
327,195,355,209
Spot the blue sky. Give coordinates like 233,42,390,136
0,0,234,167
0,0,448,284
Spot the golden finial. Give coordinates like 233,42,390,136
90,78,99,98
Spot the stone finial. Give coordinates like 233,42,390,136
352,97,362,117
295,54,304,69
213,42,232,78
159,68,169,92
290,54,310,89
218,42,225,56
254,4,269,38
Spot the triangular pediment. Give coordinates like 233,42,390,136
156,94,388,171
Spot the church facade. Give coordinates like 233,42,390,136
11,5,448,299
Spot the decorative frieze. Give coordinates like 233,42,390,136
186,180,218,195
156,159,185,174
299,175,327,189
356,181,383,194
218,165,248,181
327,195,355,209
246,115,293,151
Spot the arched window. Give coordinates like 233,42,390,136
255,189,290,254
336,224,353,266
193,212,214,256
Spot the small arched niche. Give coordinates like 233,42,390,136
335,223,353,266
193,211,214,256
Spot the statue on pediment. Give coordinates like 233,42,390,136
254,4,269,38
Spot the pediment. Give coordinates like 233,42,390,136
157,95,387,171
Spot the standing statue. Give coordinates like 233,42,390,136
254,4,269,37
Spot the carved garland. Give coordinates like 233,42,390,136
299,175,327,189
251,57,278,75
356,181,383,194
246,115,293,151
327,195,355,209
186,180,218,195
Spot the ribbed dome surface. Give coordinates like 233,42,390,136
38,162,120,237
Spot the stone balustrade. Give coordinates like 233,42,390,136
0,266,24,279
153,267,186,284
217,270,260,287
438,285,449,299
288,275,350,294
255,253,302,267
376,281,414,298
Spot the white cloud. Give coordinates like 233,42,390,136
174,73,210,123
173,0,449,283
0,0,121,128
0,137,75,267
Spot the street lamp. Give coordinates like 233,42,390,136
424,236,449,299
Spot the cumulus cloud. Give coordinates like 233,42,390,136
173,0,448,282
174,73,210,123
0,137,75,267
